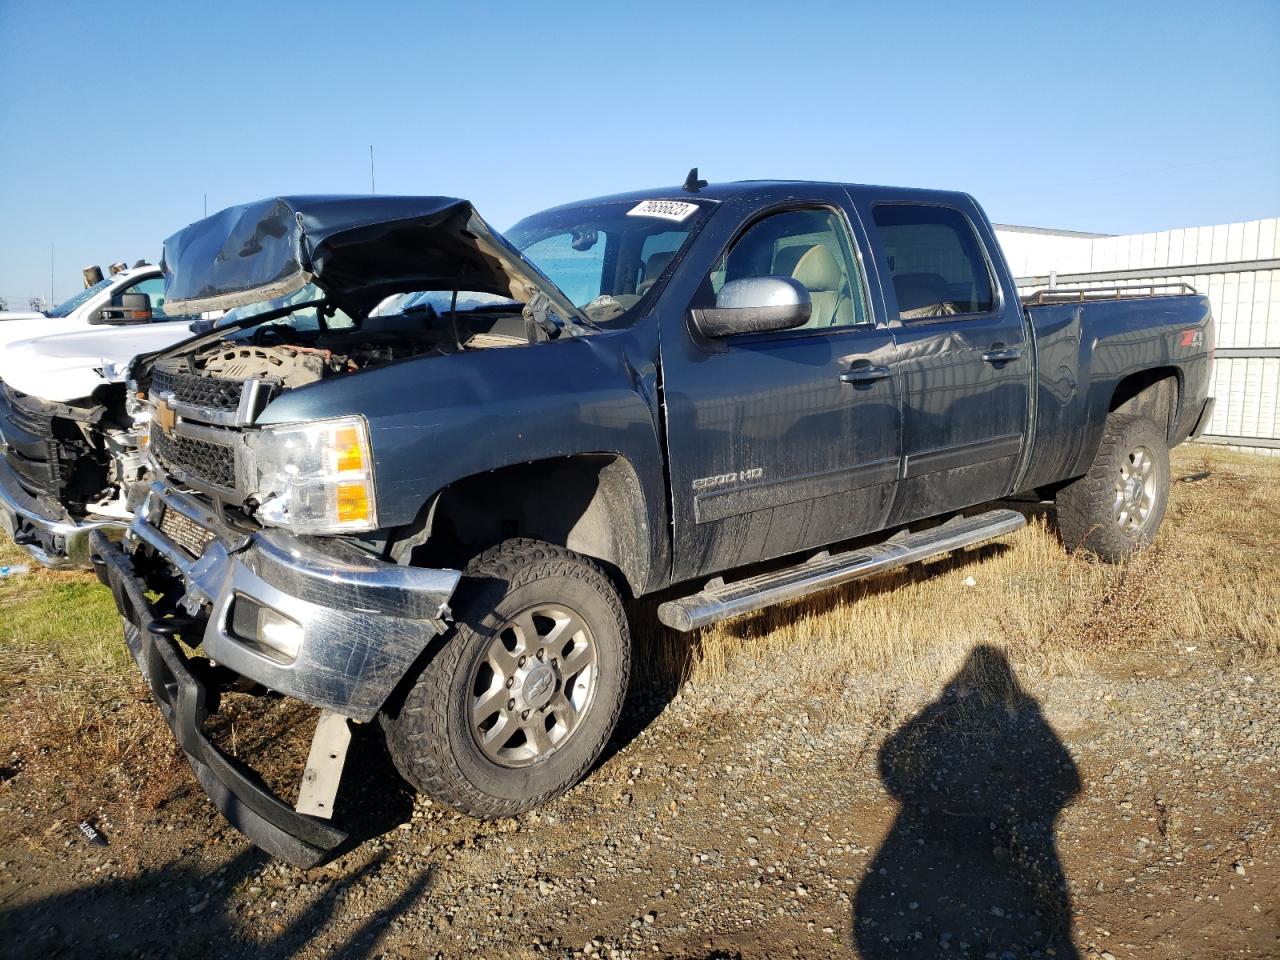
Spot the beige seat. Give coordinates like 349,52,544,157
772,243,852,327
637,250,675,296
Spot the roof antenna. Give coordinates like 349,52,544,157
683,167,707,193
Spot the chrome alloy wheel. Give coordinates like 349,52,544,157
469,603,598,768
1113,444,1157,534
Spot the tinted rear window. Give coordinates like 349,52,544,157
873,204,994,320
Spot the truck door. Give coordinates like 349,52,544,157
659,194,902,584
863,198,1030,524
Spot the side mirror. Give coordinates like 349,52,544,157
95,292,153,325
690,277,811,338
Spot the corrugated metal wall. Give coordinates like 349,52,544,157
996,219,1280,454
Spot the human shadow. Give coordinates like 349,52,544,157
853,645,1081,958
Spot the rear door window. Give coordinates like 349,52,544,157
872,204,995,320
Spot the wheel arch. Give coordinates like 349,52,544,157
391,454,655,598
1108,366,1182,442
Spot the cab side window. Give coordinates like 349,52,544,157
711,208,870,329
873,204,995,320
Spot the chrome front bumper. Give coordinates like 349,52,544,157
0,457,127,568
124,482,461,721
94,531,348,867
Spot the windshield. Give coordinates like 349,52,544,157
216,283,356,331
47,277,114,317
505,198,711,324
370,290,519,317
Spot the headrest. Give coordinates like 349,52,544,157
643,250,675,281
775,244,842,292
892,272,950,313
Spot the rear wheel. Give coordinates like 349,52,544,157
381,539,630,818
1055,412,1170,562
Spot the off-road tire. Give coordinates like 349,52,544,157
381,539,630,818
1055,412,1170,562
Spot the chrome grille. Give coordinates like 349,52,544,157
150,425,236,490
158,506,216,558
152,364,244,412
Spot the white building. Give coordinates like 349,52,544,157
995,219,1280,454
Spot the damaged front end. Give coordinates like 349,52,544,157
0,381,144,566
100,194,603,862
97,480,459,864
110,340,461,861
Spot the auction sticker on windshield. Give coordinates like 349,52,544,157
626,200,699,222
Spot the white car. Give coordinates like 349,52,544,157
0,264,195,344
0,266,210,566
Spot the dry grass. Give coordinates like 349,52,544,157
0,539,189,853
636,445,1280,691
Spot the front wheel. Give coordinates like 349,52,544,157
381,539,630,818
1055,412,1170,562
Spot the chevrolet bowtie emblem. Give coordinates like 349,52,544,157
154,398,177,433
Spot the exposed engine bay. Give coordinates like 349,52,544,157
139,296,543,500
176,299,534,390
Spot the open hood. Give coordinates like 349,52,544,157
160,195,590,330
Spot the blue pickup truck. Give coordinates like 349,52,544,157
92,178,1214,864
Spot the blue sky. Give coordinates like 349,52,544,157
1,0,1277,306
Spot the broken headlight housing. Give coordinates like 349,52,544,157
244,416,378,535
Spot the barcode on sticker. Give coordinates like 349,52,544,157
626,200,699,222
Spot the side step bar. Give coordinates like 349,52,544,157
657,509,1026,632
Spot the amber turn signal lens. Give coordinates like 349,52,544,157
334,425,366,473
335,480,372,524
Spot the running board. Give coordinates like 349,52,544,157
657,509,1026,632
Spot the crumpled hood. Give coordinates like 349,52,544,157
161,195,588,327
0,321,197,403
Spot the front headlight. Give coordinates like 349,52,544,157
99,358,133,383
245,416,378,535
125,377,150,420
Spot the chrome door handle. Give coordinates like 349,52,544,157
982,346,1023,363
840,364,892,385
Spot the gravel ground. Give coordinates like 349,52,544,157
1,640,1275,959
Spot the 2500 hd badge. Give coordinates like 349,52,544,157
691,468,765,492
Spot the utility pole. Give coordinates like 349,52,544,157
49,243,54,310
204,193,208,217
370,145,376,194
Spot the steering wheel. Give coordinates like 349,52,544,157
252,324,287,345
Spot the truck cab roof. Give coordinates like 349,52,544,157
532,179,976,214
